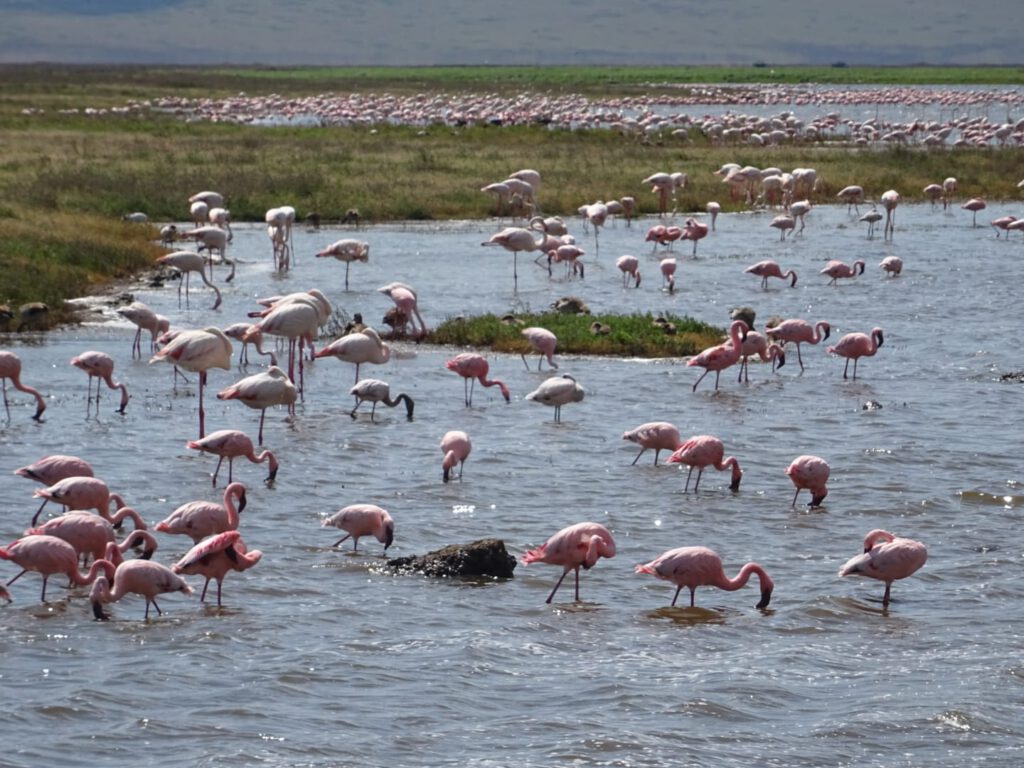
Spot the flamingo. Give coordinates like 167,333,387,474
156,251,222,310
923,183,944,209
172,530,262,607
521,522,616,603
547,244,585,279
785,455,830,507
70,350,129,416
687,319,747,391
942,177,958,210
765,319,831,371
322,504,395,553
745,260,797,288
440,430,471,483
179,226,233,280
90,559,193,620
379,282,428,338
149,327,232,439
642,172,676,217
217,366,297,444
619,196,636,227
345,378,412,421
481,181,511,217
246,293,327,394
991,215,1017,238
730,331,785,383
525,375,584,423
615,255,641,288
706,201,721,231
961,198,986,227
31,475,127,526
316,239,369,290
681,218,709,256
481,227,548,289
880,256,903,276
0,351,46,421
881,189,900,240
189,200,208,228
28,513,153,566
660,258,677,293
828,327,884,380
115,301,168,359
820,259,866,286
838,529,928,607
645,224,670,251
0,534,114,602
582,201,608,252
445,352,509,406
789,200,812,233
315,328,391,384
186,429,279,486
222,322,277,368
635,546,773,609
190,190,224,208
769,214,796,240
207,206,233,241
667,435,742,492
155,482,247,544
14,455,93,486
836,185,864,214
520,327,558,370
621,421,683,465
859,208,883,239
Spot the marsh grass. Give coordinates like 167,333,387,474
428,312,724,358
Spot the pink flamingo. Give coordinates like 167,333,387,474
186,429,278,486
859,208,883,239
149,327,233,438
769,214,795,240
991,215,1017,238
764,319,831,371
923,183,943,209
879,256,903,276
785,455,830,507
14,454,93,486
961,198,986,227
942,177,958,210
681,218,709,256
745,260,797,288
547,244,585,279
1,534,114,602
635,546,774,609
216,366,297,444
31,475,127,527
71,350,129,415
116,301,168,359
349,378,415,421
481,227,548,289
731,331,785,383
838,529,928,607
706,201,721,230
172,530,262,607
525,374,584,423
155,481,247,544
828,327,884,379
615,255,641,288
0,351,46,421
315,328,391,385
660,257,677,293
223,322,277,368
521,522,616,603
440,430,471,483
90,558,193,620
836,185,865,214
322,504,395,553
520,327,558,370
621,421,683,465
582,202,608,253
316,239,369,290
28,512,153,566
379,282,428,338
156,251,223,309
881,189,900,240
645,224,669,251
820,259,866,286
667,435,742,492
687,319,747,391
248,301,321,397
445,353,509,406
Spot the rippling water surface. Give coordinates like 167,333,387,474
1,203,1022,767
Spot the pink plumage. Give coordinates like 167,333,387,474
635,546,773,609
521,522,616,603
838,529,927,606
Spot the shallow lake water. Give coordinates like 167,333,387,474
2,202,1022,767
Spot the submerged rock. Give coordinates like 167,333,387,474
385,538,516,579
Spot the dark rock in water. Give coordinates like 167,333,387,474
1000,371,1024,382
862,400,883,410
386,538,516,579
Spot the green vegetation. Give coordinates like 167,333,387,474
428,313,724,358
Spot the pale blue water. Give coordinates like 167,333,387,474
1,202,1022,767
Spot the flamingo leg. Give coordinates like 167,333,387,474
574,566,581,601
882,582,893,606
40,574,50,602
6,569,26,587
332,533,352,548
693,468,705,492
630,447,646,466
671,585,683,606
200,577,210,602
197,370,207,439
791,487,801,507
258,409,266,445
691,369,710,392
843,358,851,379
545,568,570,603
345,262,351,291
689,587,697,608
216,580,223,607
684,465,694,491
212,455,225,487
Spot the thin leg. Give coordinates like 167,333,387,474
212,456,224,487
198,371,206,439
630,447,645,466
671,585,683,606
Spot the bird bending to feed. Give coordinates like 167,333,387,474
322,504,394,553
186,429,278,486
659,257,677,293
820,259,866,286
378,282,428,339
520,327,558,370
154,481,247,544
315,328,391,385
731,330,785,383
172,530,262,607
216,366,297,444
838,529,927,607
687,319,747,391
71,351,129,415
615,255,641,288
440,430,471,483
524,375,584,422
149,327,233,439
222,322,277,368
27,512,152,566
828,327,884,380
31,475,126,527
635,546,773,609
764,319,830,371
621,421,683,466
0,351,46,421
879,256,903,276
91,559,193,620
116,301,169,359
156,250,222,310
785,455,829,507
349,378,414,421
667,435,742,492
0,534,115,602
745,260,797,288
445,352,509,406
14,455,93,486
522,522,616,603
316,239,369,290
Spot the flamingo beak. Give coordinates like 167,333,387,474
756,586,773,610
